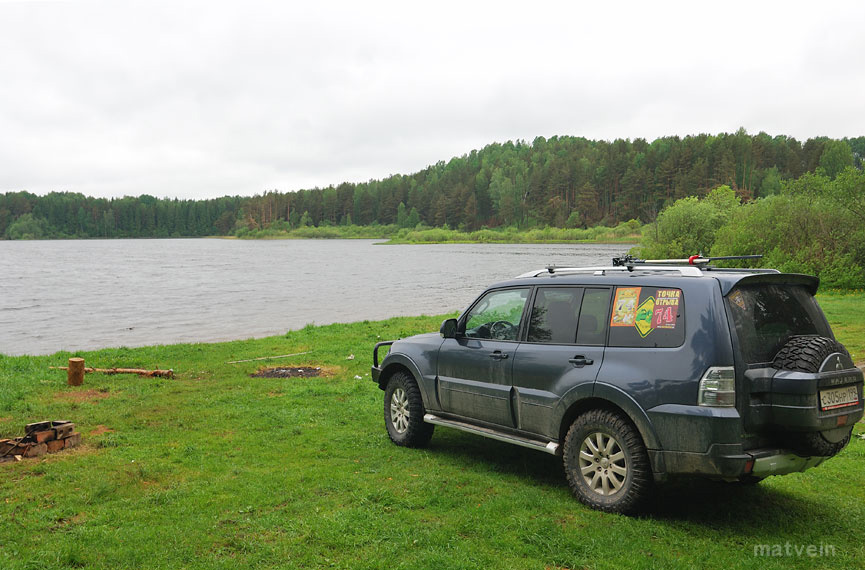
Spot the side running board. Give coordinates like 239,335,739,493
424,413,559,455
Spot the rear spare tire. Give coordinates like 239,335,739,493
773,335,854,457
772,335,850,373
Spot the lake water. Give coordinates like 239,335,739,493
0,239,632,356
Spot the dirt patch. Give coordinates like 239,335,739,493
252,366,322,378
89,425,114,436
54,389,113,403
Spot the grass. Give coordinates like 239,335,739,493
816,289,865,362
0,295,863,569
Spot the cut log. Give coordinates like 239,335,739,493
51,366,174,379
67,357,85,386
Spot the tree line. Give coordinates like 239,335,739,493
2,129,863,239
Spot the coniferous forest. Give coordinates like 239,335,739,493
2,130,863,240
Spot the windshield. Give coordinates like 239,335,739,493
726,284,832,365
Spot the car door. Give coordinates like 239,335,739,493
511,287,611,437
437,287,531,427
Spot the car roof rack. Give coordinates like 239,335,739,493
611,254,765,268
516,265,705,278
516,254,777,279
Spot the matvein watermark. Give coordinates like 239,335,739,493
753,542,836,557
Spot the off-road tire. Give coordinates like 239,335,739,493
562,409,652,515
772,335,849,373
383,371,434,448
773,335,854,457
790,429,852,457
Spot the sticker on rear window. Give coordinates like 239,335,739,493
611,287,640,327
652,289,680,330
635,296,655,337
729,289,746,311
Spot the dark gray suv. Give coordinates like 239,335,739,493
371,259,863,514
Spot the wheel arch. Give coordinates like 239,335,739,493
557,384,664,459
377,360,417,389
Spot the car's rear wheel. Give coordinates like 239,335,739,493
383,371,434,447
772,335,855,457
563,409,652,514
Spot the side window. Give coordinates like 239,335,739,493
608,286,685,348
576,288,612,345
527,287,582,344
464,288,530,341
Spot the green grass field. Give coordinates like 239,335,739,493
1,295,863,569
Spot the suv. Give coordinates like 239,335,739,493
370,257,863,514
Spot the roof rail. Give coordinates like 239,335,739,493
516,265,704,278
516,254,770,279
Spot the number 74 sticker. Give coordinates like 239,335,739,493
653,289,680,329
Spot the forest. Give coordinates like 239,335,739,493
2,129,863,240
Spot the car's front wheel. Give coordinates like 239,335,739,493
383,371,434,447
563,409,652,514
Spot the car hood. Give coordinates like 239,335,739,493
393,332,442,348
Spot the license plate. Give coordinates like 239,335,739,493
820,385,860,411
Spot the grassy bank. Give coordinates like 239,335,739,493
1,295,863,569
384,224,640,244
233,222,642,244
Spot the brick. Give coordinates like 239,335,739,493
46,439,65,453
54,423,75,439
52,420,72,426
64,433,82,448
25,421,52,434
34,430,56,443
23,443,47,457
0,439,21,454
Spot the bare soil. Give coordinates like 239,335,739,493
89,425,114,436
54,389,113,403
251,366,322,378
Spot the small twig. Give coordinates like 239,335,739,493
226,351,311,364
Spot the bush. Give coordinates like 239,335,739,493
638,186,739,259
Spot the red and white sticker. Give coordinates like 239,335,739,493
652,289,680,329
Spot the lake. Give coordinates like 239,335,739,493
0,239,632,356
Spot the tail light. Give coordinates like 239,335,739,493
698,367,736,407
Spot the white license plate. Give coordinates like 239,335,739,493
820,385,860,411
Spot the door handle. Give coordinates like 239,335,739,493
569,356,594,367
489,351,509,360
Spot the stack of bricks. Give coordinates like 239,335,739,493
0,420,81,463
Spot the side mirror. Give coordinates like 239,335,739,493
440,318,458,339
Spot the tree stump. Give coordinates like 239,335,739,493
67,358,85,386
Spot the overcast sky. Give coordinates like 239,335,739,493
1,0,863,200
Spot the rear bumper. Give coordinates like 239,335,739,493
750,450,827,477
652,445,830,480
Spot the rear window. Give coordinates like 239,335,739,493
726,284,832,364
608,286,685,348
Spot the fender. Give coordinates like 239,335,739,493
379,352,438,409
550,381,595,436
592,382,663,451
